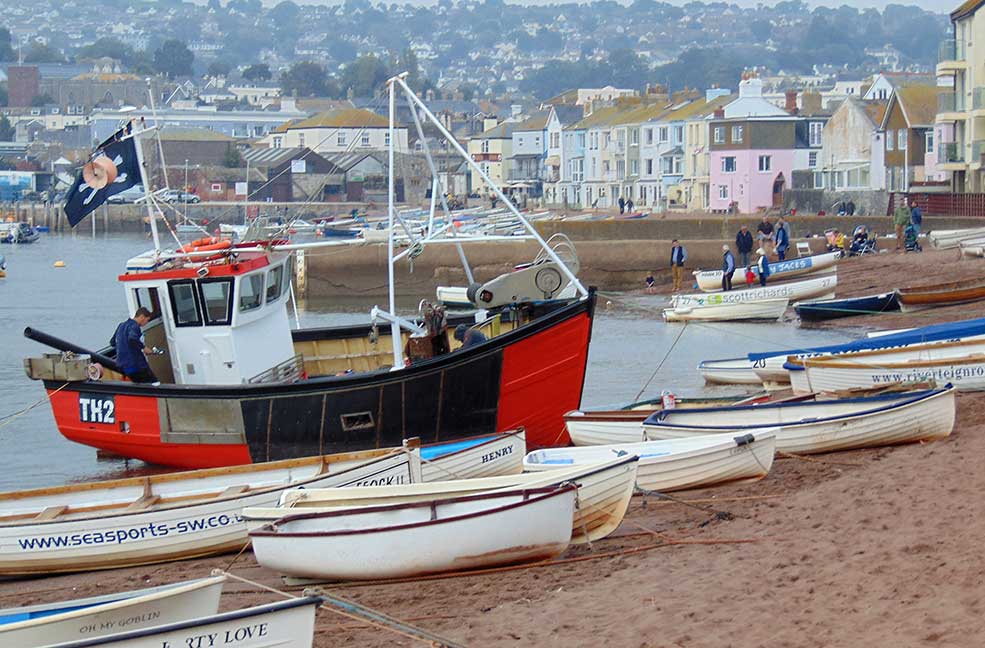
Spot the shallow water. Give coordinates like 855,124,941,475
0,233,853,490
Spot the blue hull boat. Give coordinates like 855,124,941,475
795,292,900,321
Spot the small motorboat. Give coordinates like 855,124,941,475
795,292,900,321
0,222,39,244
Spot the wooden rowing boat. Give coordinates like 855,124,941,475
663,298,789,322
643,388,954,454
896,277,985,312
794,292,900,321
692,251,840,292
242,455,639,545
49,596,321,648
523,430,777,492
0,449,421,576
249,486,577,580
420,431,525,481
0,576,225,647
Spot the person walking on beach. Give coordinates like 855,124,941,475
618,196,626,214
910,198,922,237
627,197,635,213
735,225,754,267
670,239,688,292
111,307,158,384
721,244,736,292
893,198,912,252
756,248,771,286
775,216,790,261
757,216,774,255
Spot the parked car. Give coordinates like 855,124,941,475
162,189,201,204
106,185,146,204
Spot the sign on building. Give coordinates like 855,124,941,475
235,182,248,196
291,159,306,173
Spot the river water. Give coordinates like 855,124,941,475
0,232,854,491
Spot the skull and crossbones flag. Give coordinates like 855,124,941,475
63,125,141,227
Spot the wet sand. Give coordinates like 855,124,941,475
4,246,985,647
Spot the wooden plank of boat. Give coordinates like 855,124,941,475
421,430,525,481
643,388,955,454
524,430,777,492
697,357,764,385
794,292,900,322
692,252,840,292
896,277,985,312
672,274,837,308
0,449,421,576
46,596,321,648
803,353,985,392
249,486,577,580
0,576,225,647
243,455,639,545
663,298,789,322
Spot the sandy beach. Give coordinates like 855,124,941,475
4,246,985,647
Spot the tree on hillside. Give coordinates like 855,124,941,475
280,61,334,97
153,39,194,78
243,63,272,82
24,43,64,63
207,60,231,77
0,28,15,62
0,116,14,140
76,37,133,62
340,54,390,97
749,19,772,42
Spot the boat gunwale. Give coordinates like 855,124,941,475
785,337,985,367
804,353,985,369
527,429,776,464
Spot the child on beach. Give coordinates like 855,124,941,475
644,273,656,294
744,266,755,286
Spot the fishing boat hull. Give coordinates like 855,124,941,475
697,357,763,384
48,597,320,648
692,252,839,292
0,577,225,647
794,292,900,321
524,431,777,492
663,298,789,322
41,295,595,468
643,388,955,454
244,455,640,545
250,487,576,580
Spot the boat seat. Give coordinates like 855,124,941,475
125,495,161,511
218,485,250,498
35,505,68,521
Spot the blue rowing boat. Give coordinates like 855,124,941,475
795,292,900,321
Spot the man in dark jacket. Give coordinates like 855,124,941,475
111,307,158,383
735,225,754,267
775,217,790,261
670,239,688,292
721,244,736,291
618,196,626,214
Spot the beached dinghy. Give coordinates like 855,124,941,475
47,596,321,648
0,449,421,576
643,388,954,454
663,298,789,322
697,358,765,385
420,431,525,481
692,251,840,292
672,274,837,309
929,227,985,249
896,277,985,312
0,576,226,647
794,292,900,322
243,455,639,545
524,430,776,492
250,485,577,580
799,350,985,392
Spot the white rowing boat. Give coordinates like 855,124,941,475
643,388,954,454
929,227,985,249
523,430,776,492
249,485,577,580
697,357,764,385
0,576,226,647
663,298,789,322
0,450,421,576
242,455,639,545
692,252,840,292
421,431,525,481
801,353,985,393
672,274,837,309
47,596,321,648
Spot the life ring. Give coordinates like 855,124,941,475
179,237,232,262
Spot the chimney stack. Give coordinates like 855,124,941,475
785,90,798,114
713,107,725,119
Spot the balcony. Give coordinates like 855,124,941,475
973,88,985,114
938,91,967,118
973,141,985,167
937,39,968,73
940,142,966,167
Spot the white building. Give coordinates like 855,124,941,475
266,108,409,154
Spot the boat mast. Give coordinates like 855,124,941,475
386,75,403,369
132,121,162,255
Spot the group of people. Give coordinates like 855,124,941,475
892,196,923,252
618,196,636,215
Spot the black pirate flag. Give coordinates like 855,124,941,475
63,125,141,226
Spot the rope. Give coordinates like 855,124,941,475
776,450,864,467
0,383,70,430
634,486,734,521
633,321,688,402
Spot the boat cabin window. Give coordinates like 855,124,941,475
168,281,202,327
266,264,284,302
133,287,162,320
198,278,233,325
281,256,293,296
239,272,265,312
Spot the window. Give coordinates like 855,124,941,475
645,128,653,145
898,130,906,150
577,133,585,148
887,130,895,151
198,279,233,326
731,125,743,143
631,159,639,175
337,132,346,147
926,131,935,154
168,281,201,327
266,265,284,303
713,127,725,144
361,133,370,147
238,272,265,312
645,158,653,175
722,156,736,173
674,125,684,143
133,287,162,320
211,183,222,192
813,171,824,189
384,132,390,146
481,140,489,153
809,122,823,147
298,133,305,147
758,155,772,172
658,127,668,142
272,136,282,148
550,132,560,148
630,129,639,145
719,185,729,199
808,151,818,168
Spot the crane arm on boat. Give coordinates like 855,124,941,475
369,306,426,336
